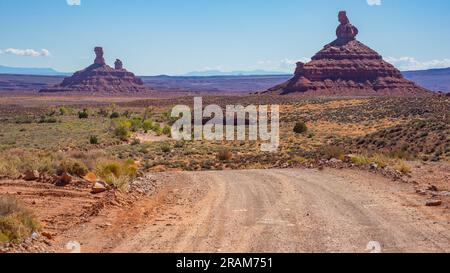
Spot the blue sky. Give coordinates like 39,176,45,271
0,0,449,75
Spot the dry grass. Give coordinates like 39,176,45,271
0,195,40,243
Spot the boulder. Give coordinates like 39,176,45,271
426,199,442,207
91,180,108,194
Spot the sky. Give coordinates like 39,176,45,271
0,0,449,75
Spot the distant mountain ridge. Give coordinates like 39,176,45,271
402,67,450,93
181,69,289,77
0,65,68,76
1,65,449,93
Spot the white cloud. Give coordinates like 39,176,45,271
385,56,450,71
66,0,81,6
257,57,310,72
367,0,382,6
4,48,51,57
41,49,51,56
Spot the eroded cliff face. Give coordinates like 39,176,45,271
268,11,432,96
40,47,150,94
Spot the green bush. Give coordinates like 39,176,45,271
0,195,40,243
142,119,154,132
114,126,130,141
162,125,172,137
293,122,308,134
59,106,72,116
78,110,89,119
112,118,132,141
89,135,99,145
161,144,171,153
153,123,162,136
110,112,120,119
130,118,142,132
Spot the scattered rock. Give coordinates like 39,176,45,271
426,199,442,207
41,232,54,240
24,170,40,181
91,180,108,194
55,172,72,187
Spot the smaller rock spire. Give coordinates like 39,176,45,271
94,47,105,65
336,11,359,40
115,59,123,70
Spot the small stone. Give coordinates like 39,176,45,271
41,232,54,240
92,180,108,194
426,199,442,207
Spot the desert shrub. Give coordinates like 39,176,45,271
112,117,132,141
38,116,58,124
290,156,307,164
217,149,233,161
293,121,308,134
78,109,89,119
114,126,130,141
350,155,370,166
142,119,154,133
14,115,34,124
162,125,172,137
57,159,88,177
320,145,345,160
370,154,389,168
89,135,99,145
394,161,411,174
0,149,57,178
131,138,141,146
110,112,120,119
130,118,142,132
95,159,138,191
65,150,108,170
153,123,162,136
161,144,171,153
59,106,72,116
389,145,413,160
0,194,40,243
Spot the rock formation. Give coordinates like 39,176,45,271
40,47,150,93
115,59,123,70
267,11,432,96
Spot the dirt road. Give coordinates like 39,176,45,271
59,169,450,253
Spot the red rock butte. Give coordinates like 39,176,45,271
267,11,432,96
40,47,150,93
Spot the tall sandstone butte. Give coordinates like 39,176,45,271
267,11,432,96
40,47,150,94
